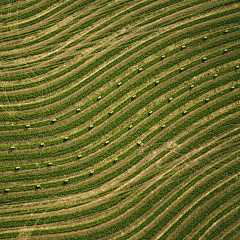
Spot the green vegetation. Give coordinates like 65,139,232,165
0,0,239,239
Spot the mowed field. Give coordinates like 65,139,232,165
0,0,240,239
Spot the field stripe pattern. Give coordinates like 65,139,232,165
0,0,239,239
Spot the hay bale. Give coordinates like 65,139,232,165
230,86,235,91
149,110,153,115
162,124,166,128
137,141,141,146
117,82,122,87
190,84,194,89
235,65,239,69
36,185,41,189
10,146,15,150
97,96,102,101
202,57,207,62
89,124,94,129
109,110,114,115
205,98,210,103
47,162,52,166
77,154,82,159
132,95,136,99
161,55,165,59
5,189,9,193
25,124,30,128
203,36,208,40
213,74,218,78
181,45,185,49
76,108,81,112
52,119,56,123
64,137,68,141
180,67,184,71
129,125,133,129
183,110,187,115
64,180,68,184
40,143,45,147
138,68,143,73
105,141,109,145
223,49,228,53
113,158,118,163
15,166,20,170
155,80,159,85
90,170,94,175
224,30,228,34
169,97,173,102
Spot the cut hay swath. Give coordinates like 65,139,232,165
0,0,239,239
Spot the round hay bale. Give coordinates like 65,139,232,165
169,97,173,102
76,108,81,112
162,124,166,128
132,95,136,99
77,155,82,159
105,141,109,145
180,67,184,72
155,80,159,85
202,57,207,62
235,65,239,69
89,125,93,129
181,45,185,49
64,137,68,141
25,124,30,128
5,189,9,193
230,86,235,91
97,96,102,101
36,185,41,189
138,68,143,73
183,110,187,115
10,146,15,150
117,82,122,87
213,74,218,78
223,49,228,53
64,180,68,184
205,98,210,103
109,110,114,115
203,36,208,40
40,143,45,147
51,119,56,123
149,111,153,115
161,55,165,59
15,166,20,170
129,125,133,129
47,162,52,166
224,30,228,34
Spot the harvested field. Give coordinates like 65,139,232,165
0,0,239,239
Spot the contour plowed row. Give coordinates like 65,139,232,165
0,0,239,239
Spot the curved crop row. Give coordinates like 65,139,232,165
0,0,239,239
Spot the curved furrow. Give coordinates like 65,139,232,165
2,148,236,238
0,141,238,236
0,25,238,139
0,25,236,143
1,4,238,102
0,0,232,74
0,0,43,17
0,0,239,239
222,223,240,240
0,92,238,199
0,47,238,166
0,1,236,87
0,58,238,173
